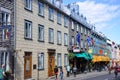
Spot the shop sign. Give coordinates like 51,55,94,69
73,47,80,52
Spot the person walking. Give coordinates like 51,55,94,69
66,65,70,77
0,64,6,80
54,66,58,80
59,67,63,80
73,66,77,77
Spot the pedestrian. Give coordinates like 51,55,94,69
59,67,63,80
66,65,70,77
0,64,6,80
54,65,58,80
73,66,77,77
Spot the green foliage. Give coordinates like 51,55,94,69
68,53,75,60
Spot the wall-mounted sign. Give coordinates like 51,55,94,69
73,47,80,52
99,50,103,55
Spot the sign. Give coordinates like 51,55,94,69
99,50,103,55
73,47,80,52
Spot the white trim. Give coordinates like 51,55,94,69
0,7,11,13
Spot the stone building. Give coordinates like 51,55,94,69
1,0,69,80
0,0,14,75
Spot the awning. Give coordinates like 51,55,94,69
92,55,110,62
84,53,93,60
74,53,88,60
74,53,93,60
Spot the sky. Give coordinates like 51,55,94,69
63,0,120,44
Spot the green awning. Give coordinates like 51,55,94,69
74,53,93,60
74,53,89,60
84,53,93,60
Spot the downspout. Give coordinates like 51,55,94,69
14,0,16,80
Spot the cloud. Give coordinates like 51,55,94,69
76,0,120,31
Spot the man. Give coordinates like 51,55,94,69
54,66,58,79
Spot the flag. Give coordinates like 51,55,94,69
91,37,94,46
76,32,80,44
87,36,91,46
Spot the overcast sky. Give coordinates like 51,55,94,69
63,0,120,44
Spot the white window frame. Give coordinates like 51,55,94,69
57,53,62,67
49,7,54,21
38,53,44,70
85,41,87,48
71,36,75,46
71,21,74,30
25,0,32,10
64,54,68,66
38,2,44,16
0,52,10,71
0,7,11,25
49,28,54,43
76,24,79,31
81,26,83,33
38,25,44,41
57,31,62,45
64,16,68,27
81,40,84,48
64,33,68,46
84,28,86,35
57,12,61,24
24,20,32,39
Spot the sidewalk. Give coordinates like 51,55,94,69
47,70,114,80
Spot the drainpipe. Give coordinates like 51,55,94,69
14,0,16,80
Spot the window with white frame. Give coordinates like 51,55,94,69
0,52,9,71
64,33,68,46
81,26,83,33
71,36,75,46
85,41,87,48
71,21,74,30
81,40,84,48
38,53,44,70
49,28,54,43
1,12,11,25
84,28,86,35
57,53,61,67
0,7,11,26
38,25,44,41
38,2,44,16
57,12,61,24
48,7,54,21
24,20,32,39
64,16,68,27
25,0,32,10
76,24,79,31
88,30,90,36
64,54,68,66
57,31,62,45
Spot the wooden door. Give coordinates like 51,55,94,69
24,52,32,79
48,51,55,77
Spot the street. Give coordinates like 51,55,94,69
67,72,120,80
48,71,120,80
81,73,118,80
